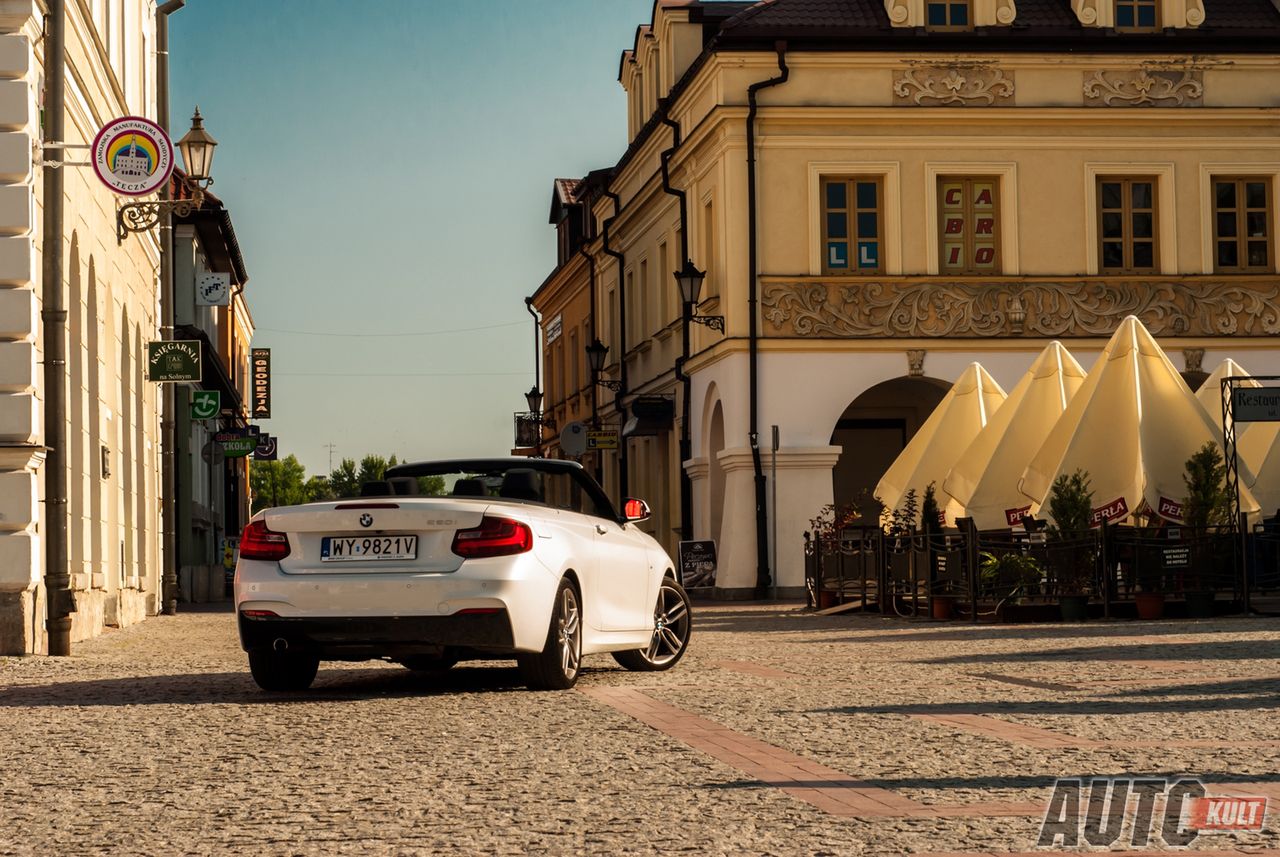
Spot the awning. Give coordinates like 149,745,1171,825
622,395,674,437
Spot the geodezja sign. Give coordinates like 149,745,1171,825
147,340,201,382
92,116,175,197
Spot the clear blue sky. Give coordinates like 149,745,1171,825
170,0,656,478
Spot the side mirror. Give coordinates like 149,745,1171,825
623,498,651,523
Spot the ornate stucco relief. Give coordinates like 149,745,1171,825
1083,70,1203,106
893,68,1015,106
760,280,1280,339
885,0,1017,25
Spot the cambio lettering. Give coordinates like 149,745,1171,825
1038,777,1266,848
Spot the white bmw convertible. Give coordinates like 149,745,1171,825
234,458,692,691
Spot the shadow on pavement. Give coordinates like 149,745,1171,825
921,638,1280,665
0,662,618,707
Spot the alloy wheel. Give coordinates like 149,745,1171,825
644,581,691,666
558,585,581,679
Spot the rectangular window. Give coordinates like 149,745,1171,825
822,177,883,274
1098,177,1157,274
701,200,717,297
638,259,648,338
926,0,972,29
1115,0,1159,29
657,240,669,327
1213,177,1273,273
625,270,636,343
568,329,579,395
938,177,1000,274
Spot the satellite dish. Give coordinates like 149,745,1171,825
560,421,587,457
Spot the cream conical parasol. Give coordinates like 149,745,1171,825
945,342,1086,529
876,363,1006,527
1196,358,1258,438
1020,316,1259,524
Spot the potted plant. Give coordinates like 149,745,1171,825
1181,442,1233,618
1045,470,1096,622
979,550,1044,619
920,483,956,619
806,499,870,609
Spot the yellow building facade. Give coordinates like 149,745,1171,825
532,0,1280,597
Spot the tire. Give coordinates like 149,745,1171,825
399,654,459,674
613,578,693,672
247,649,319,691
517,578,583,690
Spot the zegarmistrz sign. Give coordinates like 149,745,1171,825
147,340,201,382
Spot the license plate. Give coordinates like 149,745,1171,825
320,535,418,562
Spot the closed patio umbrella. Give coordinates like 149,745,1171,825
876,363,1006,527
1196,358,1257,438
945,342,1086,529
1020,316,1259,525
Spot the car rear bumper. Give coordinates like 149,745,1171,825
238,611,515,659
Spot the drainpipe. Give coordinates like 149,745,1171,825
602,189,628,500
42,0,71,654
658,102,692,542
158,0,185,615
746,43,788,596
577,244,601,482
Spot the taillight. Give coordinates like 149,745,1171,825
451,516,533,559
240,519,291,561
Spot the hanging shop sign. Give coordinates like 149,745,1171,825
196,272,231,307
215,429,257,458
514,414,541,449
189,389,220,420
586,430,618,450
92,116,175,197
251,348,271,419
147,340,201,382
252,434,278,461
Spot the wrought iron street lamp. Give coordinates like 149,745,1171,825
117,108,218,241
585,338,622,392
524,385,556,429
675,259,724,332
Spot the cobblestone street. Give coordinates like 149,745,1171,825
2,603,1280,856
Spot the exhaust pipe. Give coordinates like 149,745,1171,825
272,638,289,652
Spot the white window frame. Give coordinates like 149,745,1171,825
809,161,902,276
1085,163,1175,276
923,162,1020,276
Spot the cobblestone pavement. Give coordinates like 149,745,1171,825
2,603,1280,856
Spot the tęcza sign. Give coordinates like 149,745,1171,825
251,348,271,419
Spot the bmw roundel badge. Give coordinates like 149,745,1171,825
359,513,373,528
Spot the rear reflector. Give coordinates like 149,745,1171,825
240,609,279,619
455,607,503,615
240,519,291,561
451,515,533,559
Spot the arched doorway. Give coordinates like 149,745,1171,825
830,377,951,514
707,400,725,546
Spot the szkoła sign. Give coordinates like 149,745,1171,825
147,340,201,382
1233,387,1280,422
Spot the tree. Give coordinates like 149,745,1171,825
328,458,360,499
418,475,446,496
305,476,334,503
249,455,309,513
356,455,390,486
1183,442,1232,529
